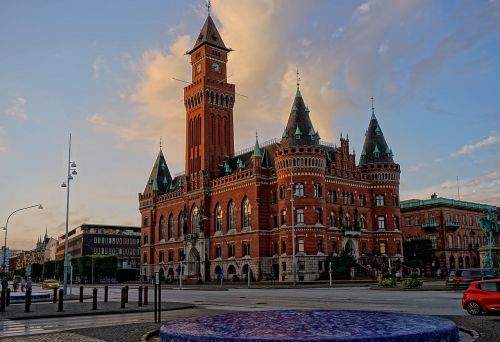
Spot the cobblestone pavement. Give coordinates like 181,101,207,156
446,315,500,342
0,332,105,342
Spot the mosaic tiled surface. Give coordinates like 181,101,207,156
160,310,458,342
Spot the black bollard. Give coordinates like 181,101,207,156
6,288,11,307
92,288,97,310
125,285,129,303
0,289,5,312
79,286,84,303
144,285,148,305
57,288,64,312
154,284,157,322
158,280,161,322
104,285,108,303
25,289,32,312
53,287,57,303
120,287,125,309
138,286,143,307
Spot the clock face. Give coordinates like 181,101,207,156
196,63,202,73
211,63,220,72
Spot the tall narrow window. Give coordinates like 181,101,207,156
228,201,236,230
178,212,185,238
281,210,286,226
296,209,305,224
215,204,223,232
168,214,174,239
159,215,165,240
242,198,251,228
191,206,199,235
315,208,322,224
377,216,386,230
313,184,322,198
280,185,286,199
298,239,305,253
295,183,304,197
376,195,385,207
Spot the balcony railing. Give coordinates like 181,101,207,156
445,221,460,230
422,222,439,229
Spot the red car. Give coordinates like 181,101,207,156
462,279,500,315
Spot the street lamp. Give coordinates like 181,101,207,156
61,133,77,295
2,204,43,272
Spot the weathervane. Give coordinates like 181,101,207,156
160,137,162,151
207,0,211,16
296,69,301,88
371,96,375,115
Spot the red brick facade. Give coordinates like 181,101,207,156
139,14,403,282
400,195,496,274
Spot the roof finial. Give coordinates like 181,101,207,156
256,131,258,140
371,96,375,115
159,137,162,151
207,0,211,16
296,68,301,88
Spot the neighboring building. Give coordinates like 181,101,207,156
44,237,57,262
400,193,497,273
1,247,19,271
56,224,141,269
139,13,403,283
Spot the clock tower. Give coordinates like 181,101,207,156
184,14,235,181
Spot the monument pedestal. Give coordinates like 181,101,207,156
479,246,500,268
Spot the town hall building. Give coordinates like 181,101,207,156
139,13,403,282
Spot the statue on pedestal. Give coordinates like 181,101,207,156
479,209,499,269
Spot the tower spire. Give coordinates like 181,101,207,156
207,0,211,16
371,96,375,115
159,137,162,151
296,69,301,88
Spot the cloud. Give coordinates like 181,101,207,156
401,168,500,206
92,56,104,79
0,127,6,153
450,134,500,157
5,97,28,120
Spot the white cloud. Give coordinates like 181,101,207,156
358,2,371,13
378,40,389,56
401,168,500,206
5,97,28,120
0,127,7,153
93,56,104,79
450,134,500,157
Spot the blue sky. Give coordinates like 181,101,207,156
1,0,499,250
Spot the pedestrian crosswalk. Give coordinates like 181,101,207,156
0,319,55,338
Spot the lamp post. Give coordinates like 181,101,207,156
3,204,43,272
61,133,77,295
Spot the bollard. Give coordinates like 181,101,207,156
57,288,64,312
6,288,11,307
104,285,108,303
120,287,126,309
92,288,97,310
25,289,32,312
125,285,129,303
138,286,143,307
53,287,57,303
154,284,157,322
0,289,5,312
144,285,148,305
158,281,161,322
79,286,84,303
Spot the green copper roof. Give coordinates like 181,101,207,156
305,106,310,113
371,112,376,121
374,126,381,135
361,148,366,157
308,127,315,136
292,105,298,112
282,130,289,138
373,144,380,154
315,130,321,139
296,87,302,98
295,126,302,136
237,158,245,169
253,137,262,157
401,197,496,211
152,178,159,191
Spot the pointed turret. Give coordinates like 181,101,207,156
143,149,172,195
188,15,229,54
44,225,49,243
253,133,262,158
281,87,318,148
359,109,395,166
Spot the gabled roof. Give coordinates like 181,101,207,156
359,111,395,166
281,87,318,148
143,150,172,194
188,15,229,54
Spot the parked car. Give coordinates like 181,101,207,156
462,279,500,315
446,268,496,287
42,279,60,289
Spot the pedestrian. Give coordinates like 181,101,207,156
395,270,401,282
1,278,8,291
21,278,26,292
12,279,18,292
26,278,32,292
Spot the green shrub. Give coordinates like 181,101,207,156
379,278,397,288
403,272,423,288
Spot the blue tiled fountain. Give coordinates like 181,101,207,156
160,310,458,342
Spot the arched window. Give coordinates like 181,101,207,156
313,184,322,198
228,201,236,231
360,216,366,229
159,215,165,240
280,185,286,199
191,206,200,235
215,204,223,232
178,212,185,238
329,211,335,227
168,214,174,240
242,198,251,228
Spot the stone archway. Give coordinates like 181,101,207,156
187,248,200,276
242,264,254,281
343,238,358,258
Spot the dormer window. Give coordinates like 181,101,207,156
295,126,302,139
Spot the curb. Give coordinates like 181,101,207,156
458,326,480,341
8,304,195,321
141,329,159,342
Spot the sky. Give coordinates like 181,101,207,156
1,0,499,250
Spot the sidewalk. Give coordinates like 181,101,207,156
0,301,194,320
